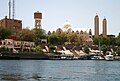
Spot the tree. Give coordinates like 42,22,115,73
0,27,11,40
18,28,35,42
116,47,120,56
109,37,116,46
57,32,67,44
49,45,56,53
93,36,102,45
47,33,59,45
32,28,46,44
102,37,110,45
32,45,43,53
66,33,78,44
83,46,90,54
101,45,107,55
93,36,110,46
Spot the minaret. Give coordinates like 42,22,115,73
103,17,107,37
34,11,42,29
89,29,92,38
94,14,99,37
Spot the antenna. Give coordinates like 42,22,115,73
12,0,15,19
8,0,11,19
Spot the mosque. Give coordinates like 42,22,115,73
48,20,93,45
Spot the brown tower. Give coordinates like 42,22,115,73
94,14,99,37
34,11,42,29
103,17,107,37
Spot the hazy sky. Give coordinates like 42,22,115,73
0,0,120,36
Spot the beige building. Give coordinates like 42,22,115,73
0,39,35,53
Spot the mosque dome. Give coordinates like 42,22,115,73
63,21,71,29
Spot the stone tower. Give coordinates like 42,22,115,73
94,14,99,37
103,17,107,37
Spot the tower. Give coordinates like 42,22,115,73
12,0,15,19
34,11,42,29
94,14,99,37
89,29,92,38
8,0,11,19
103,17,107,37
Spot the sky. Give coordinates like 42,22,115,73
0,0,120,36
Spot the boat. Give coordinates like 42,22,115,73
105,55,114,61
91,55,104,60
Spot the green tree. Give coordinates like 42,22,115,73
66,33,78,44
83,46,90,54
93,36,110,46
101,45,107,55
56,32,67,44
116,47,120,56
93,36,102,45
18,28,35,42
49,45,56,53
32,28,46,44
109,37,116,46
47,33,59,45
0,27,11,40
102,37,110,45
32,45,43,53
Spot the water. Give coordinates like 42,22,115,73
0,60,120,81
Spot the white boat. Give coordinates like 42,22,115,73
105,55,114,61
91,55,104,60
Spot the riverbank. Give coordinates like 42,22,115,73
0,52,49,60
0,52,120,60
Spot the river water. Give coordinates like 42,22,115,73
0,60,120,81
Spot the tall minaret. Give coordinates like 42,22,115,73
103,17,107,37
94,14,99,37
34,11,42,29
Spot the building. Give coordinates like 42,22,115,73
102,17,107,37
49,21,93,45
0,16,22,38
0,39,35,53
94,14,99,37
34,11,42,29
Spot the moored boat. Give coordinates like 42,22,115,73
105,55,114,61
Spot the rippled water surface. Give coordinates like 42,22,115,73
0,60,120,81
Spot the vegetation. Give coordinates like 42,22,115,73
0,46,12,53
32,45,43,53
17,28,46,44
83,46,90,54
18,28,35,41
93,36,110,46
0,27,11,40
49,45,56,53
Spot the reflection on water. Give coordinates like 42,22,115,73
0,60,120,81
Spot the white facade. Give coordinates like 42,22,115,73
0,39,35,51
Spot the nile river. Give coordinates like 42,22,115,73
0,60,120,81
